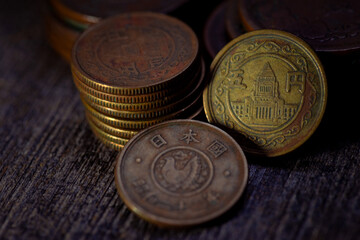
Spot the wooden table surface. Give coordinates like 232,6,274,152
1,0,359,239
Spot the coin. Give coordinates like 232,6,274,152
82,89,203,130
87,115,129,145
238,0,360,53
225,0,246,40
203,2,230,59
73,59,204,112
71,12,199,95
86,112,138,139
203,30,327,156
44,8,81,62
114,119,248,226
77,60,205,119
51,0,190,27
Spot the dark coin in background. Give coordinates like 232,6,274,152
238,0,360,53
203,2,230,59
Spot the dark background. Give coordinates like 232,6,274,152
0,0,359,239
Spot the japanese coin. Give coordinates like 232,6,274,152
44,8,81,62
238,0,360,53
203,30,327,157
225,0,246,40
71,12,199,95
51,0,190,27
114,119,248,226
204,2,229,59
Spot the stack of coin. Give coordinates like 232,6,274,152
71,12,205,151
45,0,191,62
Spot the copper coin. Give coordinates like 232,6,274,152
114,119,248,226
44,9,81,62
72,12,199,94
51,0,190,26
225,0,246,40
238,0,360,53
203,2,230,59
203,30,327,156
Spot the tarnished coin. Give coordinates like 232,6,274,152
51,0,190,27
203,30,327,157
86,112,138,139
44,8,81,62
225,0,246,40
71,12,199,95
82,89,203,130
238,0,360,53
203,2,229,59
115,119,248,226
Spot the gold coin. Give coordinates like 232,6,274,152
72,72,178,104
83,88,203,130
76,60,205,119
86,114,129,146
203,29,327,157
72,59,204,112
86,112,138,139
44,9,80,62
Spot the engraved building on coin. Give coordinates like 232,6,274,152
203,30,327,157
115,120,248,226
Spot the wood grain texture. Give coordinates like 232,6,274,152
0,1,359,239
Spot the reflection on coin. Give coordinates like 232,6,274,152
203,30,327,156
115,119,248,226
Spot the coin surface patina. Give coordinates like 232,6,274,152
114,119,248,226
203,30,327,157
72,12,199,93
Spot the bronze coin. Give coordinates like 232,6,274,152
203,2,230,59
114,119,248,226
71,59,201,103
51,0,190,26
225,0,246,40
238,0,360,53
77,59,205,119
203,30,327,157
71,12,199,94
44,9,81,62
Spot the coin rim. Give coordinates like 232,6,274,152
203,29,328,157
114,119,248,226
71,12,199,93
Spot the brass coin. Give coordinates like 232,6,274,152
203,30,327,156
87,114,129,146
86,112,138,139
44,9,81,62
82,89,203,130
72,70,191,104
71,12,199,95
73,59,204,112
77,60,205,119
114,119,248,226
